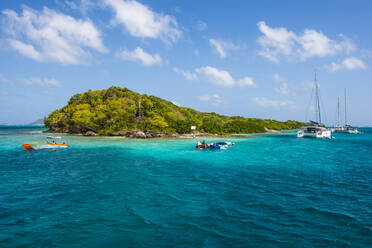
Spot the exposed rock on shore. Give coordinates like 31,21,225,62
45,128,251,139
84,131,97,136
264,127,280,133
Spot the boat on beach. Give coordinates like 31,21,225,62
22,136,68,151
297,72,333,139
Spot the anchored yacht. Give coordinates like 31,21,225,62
297,72,332,139
343,89,361,134
331,97,345,132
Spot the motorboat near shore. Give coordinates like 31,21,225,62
22,136,68,151
196,140,235,150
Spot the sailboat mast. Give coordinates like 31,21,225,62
337,97,340,125
344,88,347,125
314,72,321,124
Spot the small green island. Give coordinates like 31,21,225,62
44,86,305,138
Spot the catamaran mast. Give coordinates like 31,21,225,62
314,72,321,124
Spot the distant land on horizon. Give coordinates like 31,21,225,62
27,119,44,126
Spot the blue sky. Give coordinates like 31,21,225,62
0,0,371,125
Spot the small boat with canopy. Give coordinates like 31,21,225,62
22,136,68,151
196,140,235,150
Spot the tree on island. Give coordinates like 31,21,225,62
45,86,305,136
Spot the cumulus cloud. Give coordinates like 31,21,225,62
238,77,256,87
329,57,367,72
195,66,235,87
175,66,256,88
1,6,107,65
103,0,181,43
173,68,198,80
251,97,294,108
21,77,61,87
117,47,162,66
257,21,355,62
199,94,226,106
273,73,289,94
209,39,240,58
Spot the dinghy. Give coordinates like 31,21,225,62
22,136,68,151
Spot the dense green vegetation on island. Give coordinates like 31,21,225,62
45,86,305,135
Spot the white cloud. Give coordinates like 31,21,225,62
273,73,289,94
197,21,207,31
251,97,295,108
175,66,256,88
299,31,354,60
65,0,95,15
117,47,162,66
238,77,256,88
257,21,296,62
103,0,181,43
195,66,235,87
199,94,225,106
173,68,198,80
21,77,61,87
257,21,355,62
2,6,107,65
329,57,367,72
209,39,240,58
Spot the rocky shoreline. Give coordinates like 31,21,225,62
44,128,252,139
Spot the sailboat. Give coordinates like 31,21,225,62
331,97,345,132
297,72,332,139
343,89,361,134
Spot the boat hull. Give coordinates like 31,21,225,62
22,142,68,151
297,130,332,138
348,129,361,134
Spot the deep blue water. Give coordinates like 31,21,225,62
0,126,371,247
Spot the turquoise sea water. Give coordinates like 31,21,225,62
0,126,371,247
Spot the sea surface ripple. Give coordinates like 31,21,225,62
0,126,371,247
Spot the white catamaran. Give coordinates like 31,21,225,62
297,73,332,139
